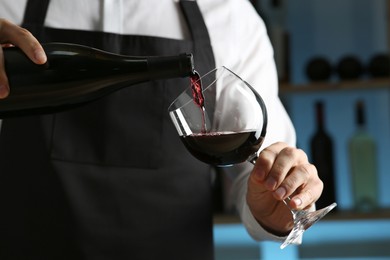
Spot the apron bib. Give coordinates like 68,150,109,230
0,1,216,259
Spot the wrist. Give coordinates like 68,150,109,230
254,216,292,237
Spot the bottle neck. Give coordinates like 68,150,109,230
356,101,365,127
315,101,325,131
147,53,195,79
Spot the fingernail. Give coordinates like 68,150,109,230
34,49,47,64
274,187,286,199
255,169,265,181
293,197,302,206
265,178,277,190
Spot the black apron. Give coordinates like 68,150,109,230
0,1,216,259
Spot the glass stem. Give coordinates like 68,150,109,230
283,197,299,220
248,155,258,165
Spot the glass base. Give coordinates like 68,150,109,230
280,202,337,249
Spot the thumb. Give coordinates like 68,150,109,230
0,46,10,99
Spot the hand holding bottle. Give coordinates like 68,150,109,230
0,18,47,98
0,18,194,118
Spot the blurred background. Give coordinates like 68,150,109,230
213,0,390,259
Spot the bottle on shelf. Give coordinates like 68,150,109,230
336,55,364,80
2,42,194,118
348,100,378,212
267,0,290,83
367,53,390,78
310,101,337,210
305,57,332,82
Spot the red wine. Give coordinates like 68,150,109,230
190,71,207,132
181,131,264,166
1,43,194,118
190,71,204,108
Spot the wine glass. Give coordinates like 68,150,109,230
168,66,337,249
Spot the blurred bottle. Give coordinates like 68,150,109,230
367,53,390,78
305,57,332,82
336,56,364,80
310,101,337,209
268,0,290,83
212,169,225,214
349,100,378,212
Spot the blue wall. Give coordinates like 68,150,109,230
287,0,388,84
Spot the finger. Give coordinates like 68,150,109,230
290,177,323,210
273,163,317,201
1,43,14,48
0,46,10,98
264,146,308,191
277,163,323,209
252,142,288,182
0,19,46,64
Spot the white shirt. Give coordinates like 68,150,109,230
0,0,296,242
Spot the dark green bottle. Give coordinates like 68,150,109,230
2,42,194,118
310,101,337,210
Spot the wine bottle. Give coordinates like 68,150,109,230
336,56,363,80
305,57,332,82
310,101,337,210
349,100,378,212
1,42,194,118
368,53,390,78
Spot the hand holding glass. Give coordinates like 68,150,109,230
168,67,337,249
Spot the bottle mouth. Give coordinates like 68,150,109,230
147,53,195,79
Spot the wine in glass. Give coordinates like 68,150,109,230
168,66,337,249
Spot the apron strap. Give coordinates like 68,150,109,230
179,0,215,76
22,0,50,27
180,0,212,46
